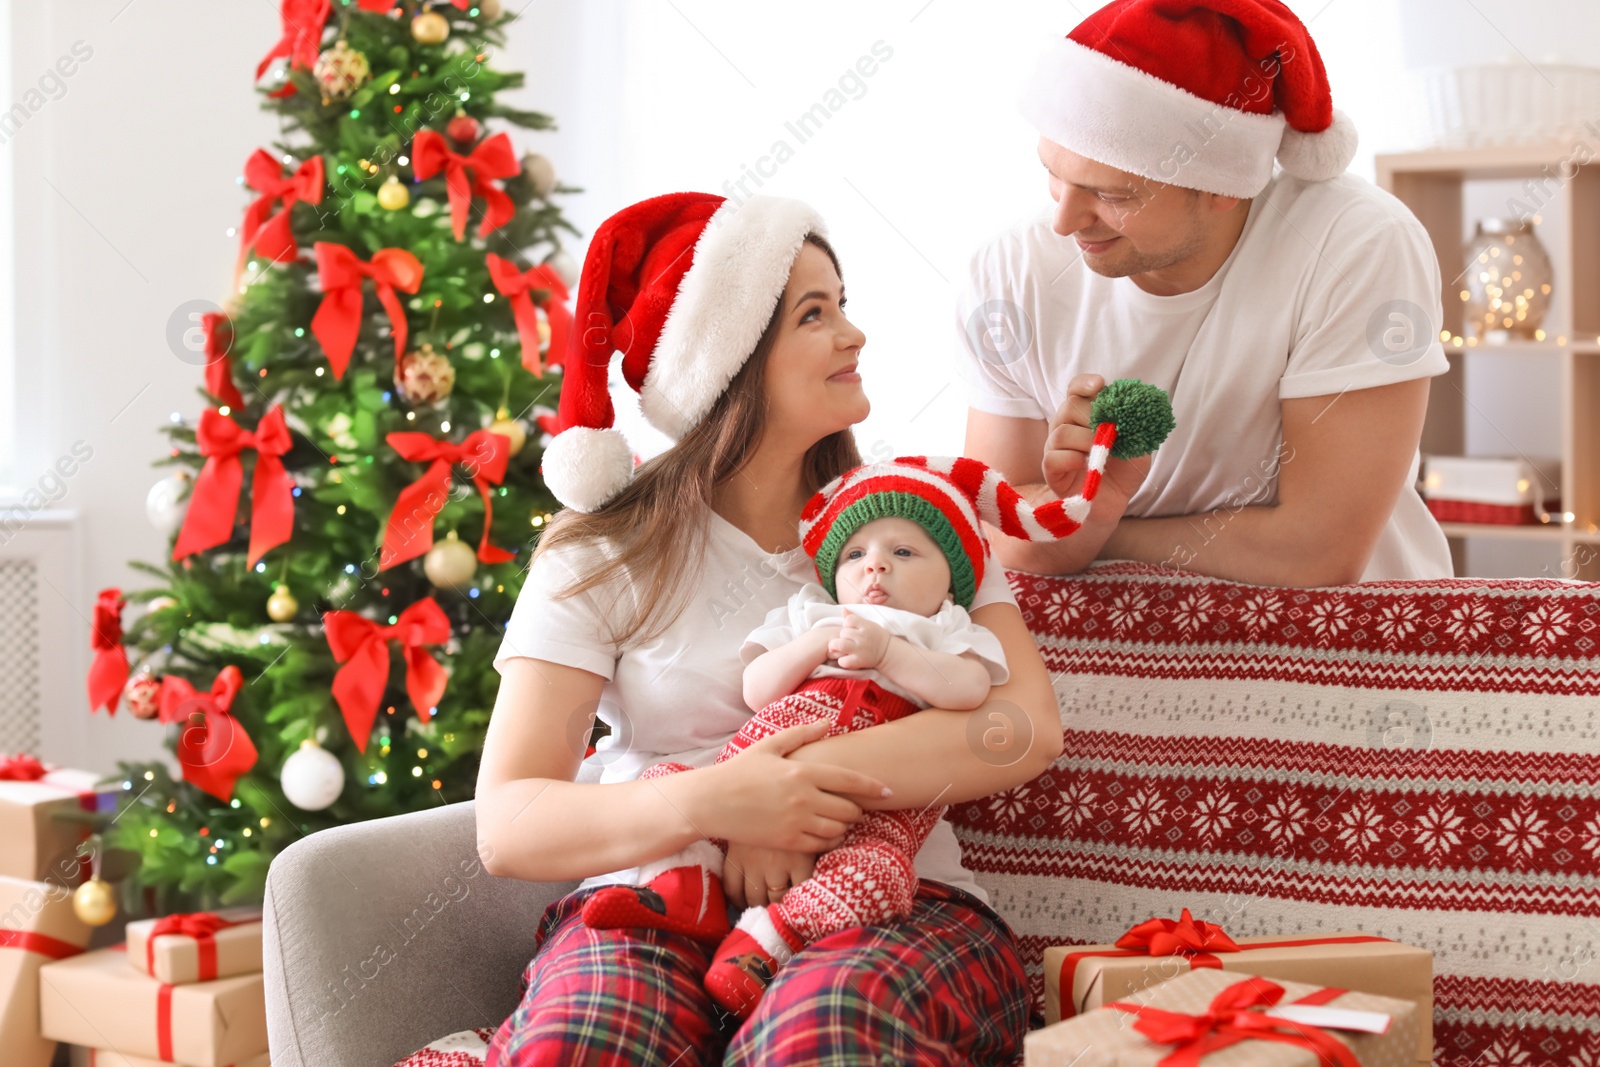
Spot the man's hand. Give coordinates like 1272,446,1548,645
828,609,892,670
1044,373,1152,511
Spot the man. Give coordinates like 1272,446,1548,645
957,0,1453,586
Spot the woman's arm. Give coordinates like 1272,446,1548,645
781,600,1061,809
475,657,896,883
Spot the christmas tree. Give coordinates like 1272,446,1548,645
83,0,579,908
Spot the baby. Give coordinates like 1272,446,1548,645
580,454,1104,1020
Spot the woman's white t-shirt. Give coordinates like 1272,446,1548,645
492,508,1021,903
955,170,1454,582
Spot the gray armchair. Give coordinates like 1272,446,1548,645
262,800,577,1067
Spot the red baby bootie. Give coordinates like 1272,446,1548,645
581,840,731,943
704,905,806,1022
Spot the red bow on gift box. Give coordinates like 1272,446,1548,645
146,911,258,981
159,667,259,802
236,150,325,283
1110,976,1360,1067
255,0,332,99
200,312,246,412
324,599,450,752
357,0,469,9
0,753,49,781
1117,908,1243,959
171,405,295,568
310,243,424,379
411,130,519,242
379,430,515,570
485,254,571,377
88,587,130,715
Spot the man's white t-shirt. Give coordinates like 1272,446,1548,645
955,170,1454,582
492,508,1021,903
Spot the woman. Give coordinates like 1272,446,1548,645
476,191,1062,1065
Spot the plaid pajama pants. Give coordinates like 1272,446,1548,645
483,878,1032,1066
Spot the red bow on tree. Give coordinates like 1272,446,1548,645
236,150,325,283
255,0,332,99
200,312,246,412
379,430,515,570
324,599,451,752
87,588,130,715
1116,908,1242,958
145,911,257,980
1109,977,1361,1067
310,243,424,379
411,130,520,241
158,667,258,803
0,754,48,781
485,254,571,377
171,405,295,568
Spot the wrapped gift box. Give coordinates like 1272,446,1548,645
1026,967,1420,1067
0,875,93,1067
39,945,267,1067
1422,454,1561,525
126,908,263,985
1043,921,1432,1063
0,763,119,883
68,1047,270,1067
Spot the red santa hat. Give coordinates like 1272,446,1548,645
542,191,827,513
1018,0,1358,198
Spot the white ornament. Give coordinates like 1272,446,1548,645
521,152,557,198
146,472,193,533
546,250,580,289
281,739,345,811
424,533,478,588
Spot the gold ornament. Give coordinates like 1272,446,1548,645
424,530,478,588
313,40,371,100
395,343,455,406
267,585,299,622
478,0,503,18
412,11,451,44
488,409,526,457
73,878,118,926
378,177,411,211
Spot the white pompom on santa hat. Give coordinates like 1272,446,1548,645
542,191,827,513
1017,0,1358,199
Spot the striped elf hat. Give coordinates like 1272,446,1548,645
799,379,1174,608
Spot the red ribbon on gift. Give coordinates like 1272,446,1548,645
1109,977,1359,1067
310,243,424,379
379,430,514,570
1056,911,1392,1020
145,911,259,981
0,928,85,960
255,0,332,99
88,587,129,715
324,598,450,752
201,311,246,412
357,0,470,9
485,254,571,377
171,405,295,568
236,150,325,283
411,130,519,241
158,666,259,803
0,753,48,780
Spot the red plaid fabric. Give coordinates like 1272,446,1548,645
948,562,1600,1067
485,880,1030,1066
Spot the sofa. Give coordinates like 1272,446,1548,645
263,561,1600,1066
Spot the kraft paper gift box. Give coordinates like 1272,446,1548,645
1042,912,1433,1063
39,945,268,1067
0,875,93,1067
1025,967,1421,1067
68,1046,271,1067
0,763,119,883
125,908,264,985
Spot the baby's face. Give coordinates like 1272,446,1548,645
834,517,952,616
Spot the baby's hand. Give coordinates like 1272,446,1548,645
828,609,892,670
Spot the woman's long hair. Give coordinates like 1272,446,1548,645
532,233,862,647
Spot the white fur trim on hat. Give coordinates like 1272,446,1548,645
1018,36,1286,198
639,196,828,440
542,426,634,514
1277,107,1358,182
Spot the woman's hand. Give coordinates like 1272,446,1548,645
828,610,891,670
685,719,891,852
1043,373,1152,513
723,841,823,910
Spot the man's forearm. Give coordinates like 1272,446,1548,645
1103,505,1365,587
